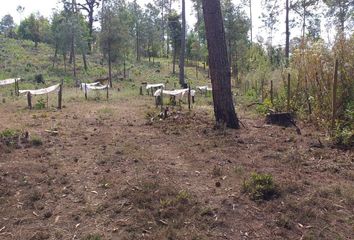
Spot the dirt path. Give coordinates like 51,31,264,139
0,95,353,240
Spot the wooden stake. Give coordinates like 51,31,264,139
160,87,163,111
331,59,339,132
139,86,143,95
27,92,32,109
106,85,109,100
188,84,191,110
46,93,49,109
287,73,291,111
58,80,63,109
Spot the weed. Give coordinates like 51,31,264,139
176,190,190,204
31,136,43,146
234,165,244,176
242,173,279,201
81,234,102,240
212,166,222,177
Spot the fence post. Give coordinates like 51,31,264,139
188,84,191,110
106,85,109,100
58,80,63,109
27,92,32,109
85,83,88,100
160,87,163,112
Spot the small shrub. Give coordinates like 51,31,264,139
0,129,19,138
34,98,46,109
242,173,279,201
34,74,44,84
256,98,273,115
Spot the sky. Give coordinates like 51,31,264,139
0,0,318,46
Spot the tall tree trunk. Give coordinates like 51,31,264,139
53,43,58,68
179,0,186,87
202,0,240,129
249,0,253,43
63,53,67,72
173,40,177,74
108,42,112,88
136,22,140,61
83,53,88,71
285,0,290,66
161,3,165,57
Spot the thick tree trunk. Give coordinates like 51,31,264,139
202,0,240,129
179,0,186,87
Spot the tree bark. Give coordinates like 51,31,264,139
202,0,240,129
179,0,186,87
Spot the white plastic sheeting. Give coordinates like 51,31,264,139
146,83,165,89
19,84,61,95
81,82,108,92
0,78,20,86
154,88,195,101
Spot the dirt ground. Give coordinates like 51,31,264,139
0,91,353,240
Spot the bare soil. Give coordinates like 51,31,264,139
0,93,353,240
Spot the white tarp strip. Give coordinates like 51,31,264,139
146,83,165,89
0,78,20,86
81,82,108,92
81,82,99,89
154,88,195,100
19,84,60,95
86,84,108,90
197,86,212,91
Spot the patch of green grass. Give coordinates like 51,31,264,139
242,172,279,201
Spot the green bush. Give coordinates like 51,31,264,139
242,173,279,201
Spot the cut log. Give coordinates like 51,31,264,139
265,112,294,127
265,112,301,135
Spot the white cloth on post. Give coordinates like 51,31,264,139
19,84,61,95
0,78,20,86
